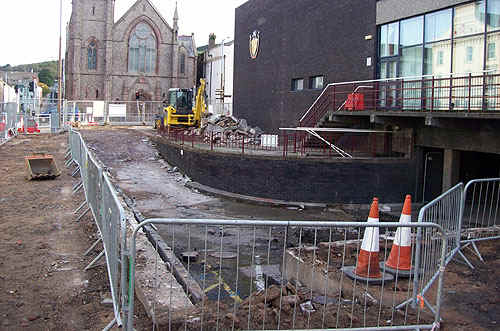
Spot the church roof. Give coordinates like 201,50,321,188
115,0,172,31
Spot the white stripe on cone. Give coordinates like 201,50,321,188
394,213,411,247
361,216,379,252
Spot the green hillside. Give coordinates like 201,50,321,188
0,61,59,79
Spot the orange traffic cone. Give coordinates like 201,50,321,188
342,198,393,284
381,195,414,277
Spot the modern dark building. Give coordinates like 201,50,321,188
233,0,500,202
233,0,377,133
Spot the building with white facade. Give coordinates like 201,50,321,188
198,35,234,115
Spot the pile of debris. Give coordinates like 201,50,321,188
186,114,263,145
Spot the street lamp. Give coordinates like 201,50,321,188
220,36,231,106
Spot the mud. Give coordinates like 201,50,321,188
78,126,500,330
0,133,139,330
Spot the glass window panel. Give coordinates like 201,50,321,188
454,1,485,37
400,46,423,77
486,32,500,70
424,40,451,75
401,16,423,47
424,40,452,75
425,9,452,42
488,0,500,31
291,78,303,91
453,35,485,73
380,22,399,57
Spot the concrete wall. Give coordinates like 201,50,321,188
153,137,416,204
415,123,500,155
376,0,472,24
233,0,377,133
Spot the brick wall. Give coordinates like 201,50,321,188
153,137,416,204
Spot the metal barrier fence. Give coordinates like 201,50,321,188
0,102,21,144
395,184,462,317
160,128,412,160
457,178,500,268
415,183,464,266
66,100,165,125
67,129,127,330
126,219,446,331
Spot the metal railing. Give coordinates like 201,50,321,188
126,219,447,331
299,70,500,128
66,100,165,126
159,128,412,159
0,102,21,144
397,184,462,316
456,178,500,268
66,129,127,330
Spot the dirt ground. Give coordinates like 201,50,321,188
0,133,126,330
79,127,500,330
4,128,497,331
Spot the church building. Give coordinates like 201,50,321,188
65,0,196,102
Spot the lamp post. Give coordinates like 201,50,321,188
57,0,63,129
208,54,213,106
220,37,230,111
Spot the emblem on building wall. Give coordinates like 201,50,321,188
249,31,260,59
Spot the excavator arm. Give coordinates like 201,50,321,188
193,79,206,124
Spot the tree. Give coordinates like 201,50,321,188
38,68,55,87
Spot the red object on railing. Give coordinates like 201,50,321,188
345,93,365,111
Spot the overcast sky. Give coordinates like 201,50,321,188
0,0,247,66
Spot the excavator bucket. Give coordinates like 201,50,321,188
25,153,61,180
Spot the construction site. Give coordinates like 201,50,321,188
1,107,500,330
1,0,500,330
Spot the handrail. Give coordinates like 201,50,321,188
299,69,496,124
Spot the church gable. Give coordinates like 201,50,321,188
113,0,173,43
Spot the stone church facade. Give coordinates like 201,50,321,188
65,0,196,102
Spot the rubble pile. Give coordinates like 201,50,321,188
185,114,263,145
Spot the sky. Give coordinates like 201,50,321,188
0,0,247,66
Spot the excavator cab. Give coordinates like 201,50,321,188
167,89,194,115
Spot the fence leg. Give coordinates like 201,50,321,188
65,158,75,168
72,166,81,177
102,317,117,331
72,181,84,194
469,241,485,263
76,207,91,222
74,201,87,215
85,250,105,271
457,249,475,269
84,237,103,256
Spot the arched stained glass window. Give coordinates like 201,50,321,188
128,23,157,73
87,40,97,70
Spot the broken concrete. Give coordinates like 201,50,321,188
283,248,417,310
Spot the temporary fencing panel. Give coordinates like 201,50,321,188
67,129,126,329
458,178,500,266
126,219,447,331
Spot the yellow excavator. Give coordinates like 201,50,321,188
156,79,206,129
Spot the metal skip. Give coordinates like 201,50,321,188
25,153,61,180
